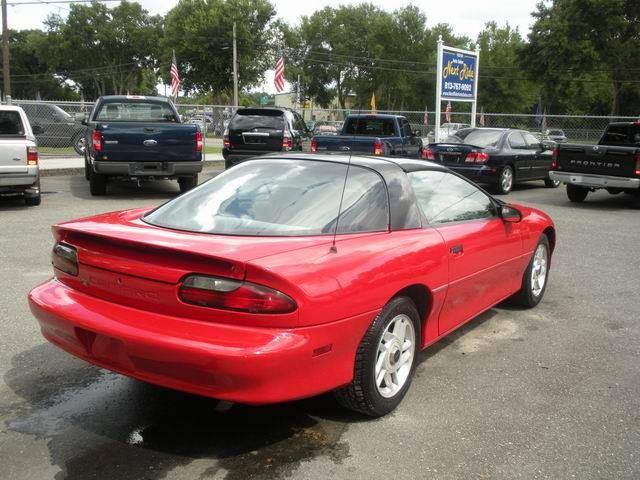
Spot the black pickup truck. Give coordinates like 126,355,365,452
82,95,203,196
550,121,640,203
311,114,422,157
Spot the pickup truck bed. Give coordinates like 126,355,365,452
85,95,203,196
311,114,422,158
550,121,640,203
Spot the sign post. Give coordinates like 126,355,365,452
434,35,480,142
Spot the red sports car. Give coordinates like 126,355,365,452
29,153,555,416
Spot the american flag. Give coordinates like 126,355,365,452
274,48,285,93
170,50,180,98
445,101,452,123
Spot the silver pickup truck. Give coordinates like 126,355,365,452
0,106,41,206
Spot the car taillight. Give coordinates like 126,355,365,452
27,146,38,165
551,147,558,170
311,137,318,152
179,275,297,314
635,152,640,176
195,131,203,152
52,242,78,276
223,128,230,148
421,147,435,160
373,138,383,156
465,151,490,164
282,132,293,151
92,130,102,151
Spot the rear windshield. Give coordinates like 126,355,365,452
344,117,397,137
548,129,564,135
445,128,503,148
94,102,177,122
0,111,25,135
600,124,640,146
230,110,284,132
144,160,389,236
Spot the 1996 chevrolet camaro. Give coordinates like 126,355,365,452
29,153,555,417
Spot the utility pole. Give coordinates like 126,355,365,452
232,22,238,108
1,0,10,103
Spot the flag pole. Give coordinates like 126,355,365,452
233,22,239,108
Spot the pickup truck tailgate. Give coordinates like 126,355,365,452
98,123,199,162
557,144,638,177
0,139,28,169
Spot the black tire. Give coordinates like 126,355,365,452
224,158,234,170
178,174,198,193
73,133,86,156
566,184,588,203
544,174,561,188
89,169,107,196
494,165,514,195
509,235,550,308
84,156,90,180
334,296,420,417
25,193,41,206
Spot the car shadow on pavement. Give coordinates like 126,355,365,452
4,343,359,480
68,174,180,201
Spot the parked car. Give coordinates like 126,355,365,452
311,114,422,157
550,121,640,203
29,152,556,417
0,105,41,206
545,129,567,143
422,127,560,194
313,123,339,136
81,95,203,196
20,102,87,155
426,122,471,143
223,107,311,169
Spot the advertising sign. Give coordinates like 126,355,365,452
441,49,477,100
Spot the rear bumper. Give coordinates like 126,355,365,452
223,149,279,165
0,166,39,192
93,161,203,177
550,171,640,190
28,279,375,405
444,164,500,183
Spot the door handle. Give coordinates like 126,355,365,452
144,127,155,133
450,244,463,255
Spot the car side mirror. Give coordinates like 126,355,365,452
74,112,86,123
32,125,44,135
499,204,522,223
414,129,421,137
541,141,554,151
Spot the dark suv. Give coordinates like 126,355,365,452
223,107,311,169
19,102,87,155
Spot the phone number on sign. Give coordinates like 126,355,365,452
444,82,472,92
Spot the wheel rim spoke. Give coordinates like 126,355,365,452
375,314,416,398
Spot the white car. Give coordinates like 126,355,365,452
426,123,472,143
0,106,41,206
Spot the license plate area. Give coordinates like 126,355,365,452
133,162,164,173
439,152,462,163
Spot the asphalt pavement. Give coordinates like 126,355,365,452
1,173,639,480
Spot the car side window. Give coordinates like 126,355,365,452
408,170,496,224
523,132,542,150
508,132,527,150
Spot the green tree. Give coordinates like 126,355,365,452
524,0,640,115
0,29,78,100
476,22,537,113
163,0,276,98
45,1,163,99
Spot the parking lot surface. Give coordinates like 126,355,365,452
1,172,639,480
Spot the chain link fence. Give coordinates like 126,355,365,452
6,99,638,157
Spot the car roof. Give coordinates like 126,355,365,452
346,114,405,120
0,105,25,112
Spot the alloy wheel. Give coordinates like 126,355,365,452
375,314,416,398
531,243,548,297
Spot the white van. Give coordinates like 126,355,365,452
0,106,41,206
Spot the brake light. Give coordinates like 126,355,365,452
223,128,230,148
179,275,297,314
195,131,203,152
92,130,102,151
373,138,383,156
311,137,318,152
635,152,640,176
52,242,78,276
551,147,558,170
282,132,293,151
27,146,38,165
465,151,490,164
421,147,435,160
